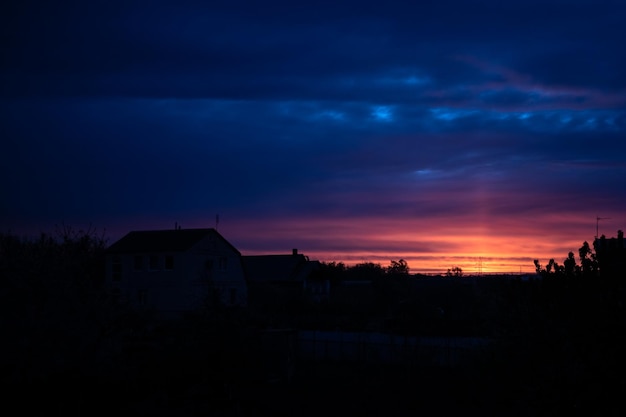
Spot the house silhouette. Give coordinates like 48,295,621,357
105,228,247,317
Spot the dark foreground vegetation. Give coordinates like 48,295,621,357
1,227,625,416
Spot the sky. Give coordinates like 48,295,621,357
2,0,625,273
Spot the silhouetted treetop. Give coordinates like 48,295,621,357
387,259,409,276
446,266,463,277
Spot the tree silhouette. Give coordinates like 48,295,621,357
578,241,597,277
446,266,463,277
316,261,347,287
534,238,604,280
563,251,577,277
387,259,409,276
346,262,385,280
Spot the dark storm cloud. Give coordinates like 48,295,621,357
3,0,625,98
1,98,334,219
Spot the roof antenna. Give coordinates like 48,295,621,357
215,214,219,231
596,216,611,238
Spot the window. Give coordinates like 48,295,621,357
205,259,214,271
112,256,122,281
218,257,227,272
165,255,174,270
138,290,147,306
133,255,143,270
212,288,221,306
149,255,159,270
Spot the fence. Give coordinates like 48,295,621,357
297,330,491,368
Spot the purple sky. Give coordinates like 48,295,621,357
2,0,625,272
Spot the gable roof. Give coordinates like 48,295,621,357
106,228,240,255
243,254,319,283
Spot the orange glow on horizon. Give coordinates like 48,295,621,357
111,211,624,275
221,212,623,275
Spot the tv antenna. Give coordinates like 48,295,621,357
596,216,611,238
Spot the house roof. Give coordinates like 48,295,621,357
106,228,240,255
243,254,319,283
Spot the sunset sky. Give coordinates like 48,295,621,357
2,0,625,273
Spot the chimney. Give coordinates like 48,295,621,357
292,248,298,256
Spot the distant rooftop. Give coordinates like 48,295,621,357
243,251,318,282
106,228,239,254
